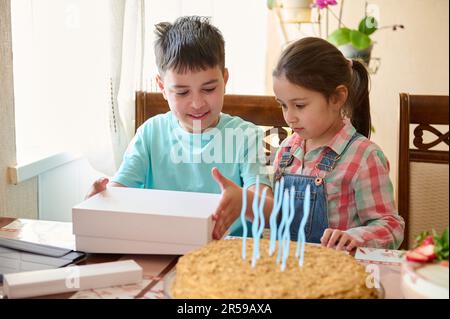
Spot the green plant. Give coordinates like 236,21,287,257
267,0,276,10
327,16,378,50
315,1,404,51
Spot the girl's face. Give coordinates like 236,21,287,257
157,66,228,133
273,75,346,146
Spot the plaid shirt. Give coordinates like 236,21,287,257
274,121,405,249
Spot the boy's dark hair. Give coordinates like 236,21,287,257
154,16,225,75
273,37,371,138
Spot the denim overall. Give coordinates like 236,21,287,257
274,133,361,243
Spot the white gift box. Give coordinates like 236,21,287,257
72,187,220,254
74,235,201,255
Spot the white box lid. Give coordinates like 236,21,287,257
72,187,219,245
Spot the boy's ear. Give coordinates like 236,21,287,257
156,75,167,99
223,68,229,92
330,85,348,110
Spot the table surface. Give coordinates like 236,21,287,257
0,217,404,299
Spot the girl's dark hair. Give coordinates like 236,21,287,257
154,16,225,75
273,37,371,138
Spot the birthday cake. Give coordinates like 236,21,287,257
170,238,378,299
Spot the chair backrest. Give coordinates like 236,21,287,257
398,93,449,249
135,91,289,164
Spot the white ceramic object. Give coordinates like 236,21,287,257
280,0,313,22
401,259,449,299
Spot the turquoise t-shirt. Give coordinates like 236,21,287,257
112,111,271,236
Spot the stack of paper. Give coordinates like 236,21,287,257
72,187,220,255
0,245,86,282
0,219,86,282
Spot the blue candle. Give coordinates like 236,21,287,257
277,189,289,265
269,178,284,256
240,184,249,260
281,186,295,272
268,180,279,256
297,184,311,267
256,187,268,260
251,176,260,268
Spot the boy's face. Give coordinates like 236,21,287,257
157,66,228,133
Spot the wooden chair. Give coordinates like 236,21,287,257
397,93,449,249
135,91,289,165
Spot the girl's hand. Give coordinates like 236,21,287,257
211,167,243,240
320,228,363,251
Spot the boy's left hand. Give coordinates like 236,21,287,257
211,167,243,240
320,228,363,251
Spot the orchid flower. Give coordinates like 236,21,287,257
314,0,338,9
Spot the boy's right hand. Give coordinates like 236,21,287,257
211,167,243,240
84,177,109,199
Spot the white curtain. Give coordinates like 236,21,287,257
105,0,145,176
11,0,146,177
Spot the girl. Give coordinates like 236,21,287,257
212,37,404,250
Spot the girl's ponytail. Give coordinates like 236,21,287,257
348,60,371,138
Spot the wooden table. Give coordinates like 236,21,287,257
0,217,404,299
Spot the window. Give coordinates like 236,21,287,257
12,0,113,167
11,0,269,174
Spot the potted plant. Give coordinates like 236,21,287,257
267,0,315,23
327,15,378,65
314,0,404,66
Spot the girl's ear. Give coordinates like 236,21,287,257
330,85,348,110
156,74,167,99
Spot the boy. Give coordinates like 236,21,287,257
86,16,272,238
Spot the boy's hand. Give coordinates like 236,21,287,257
85,177,109,199
320,228,363,251
84,178,126,199
211,167,243,240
